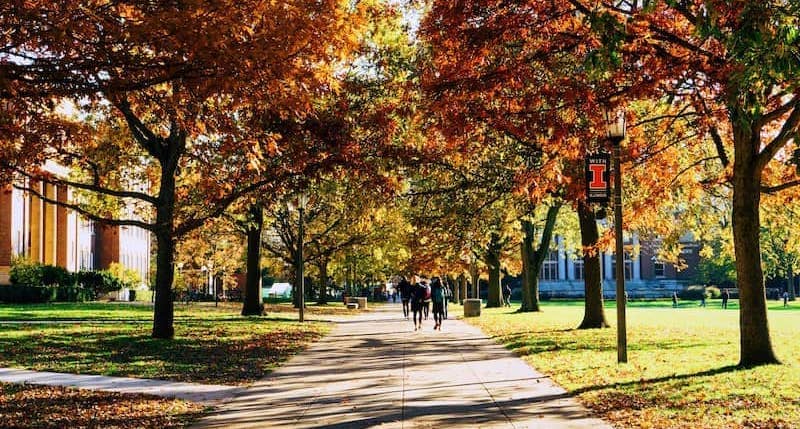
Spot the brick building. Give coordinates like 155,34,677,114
0,170,151,287
537,234,701,299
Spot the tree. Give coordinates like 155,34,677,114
519,203,561,312
261,173,401,305
0,1,367,338
176,216,246,298
568,0,800,365
420,2,800,364
761,201,800,300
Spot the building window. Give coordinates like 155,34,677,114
654,261,665,277
540,250,559,281
574,259,584,280
611,252,634,281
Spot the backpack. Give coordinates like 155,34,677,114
432,286,445,303
425,285,431,300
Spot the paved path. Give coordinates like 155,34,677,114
193,303,611,429
0,368,242,404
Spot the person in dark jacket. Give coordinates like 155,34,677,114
431,277,446,330
411,277,426,330
398,276,412,319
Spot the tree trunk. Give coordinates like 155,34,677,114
292,250,301,308
519,206,560,312
470,261,480,299
241,204,264,316
451,275,460,303
732,124,779,366
459,274,467,304
485,233,502,307
520,229,534,311
577,204,609,329
317,258,329,304
152,169,177,339
153,230,175,339
788,260,795,300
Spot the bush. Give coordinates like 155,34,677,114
5,258,125,303
55,285,92,302
705,286,721,299
75,270,123,300
40,265,75,287
9,258,44,287
10,258,76,288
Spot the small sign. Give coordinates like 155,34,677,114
586,152,611,204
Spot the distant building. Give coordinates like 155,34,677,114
538,235,700,299
0,172,151,288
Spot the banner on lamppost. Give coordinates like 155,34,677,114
586,152,611,204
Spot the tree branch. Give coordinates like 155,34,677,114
762,179,800,194
13,183,154,230
11,166,158,205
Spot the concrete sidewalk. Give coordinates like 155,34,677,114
193,303,611,429
0,368,242,404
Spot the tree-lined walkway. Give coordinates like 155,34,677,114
193,304,611,428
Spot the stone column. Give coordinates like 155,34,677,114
43,183,57,265
96,224,120,269
0,185,13,285
557,237,567,281
29,181,43,263
604,251,613,280
56,186,68,268
632,235,641,281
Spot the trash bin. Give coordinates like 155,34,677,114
129,290,136,302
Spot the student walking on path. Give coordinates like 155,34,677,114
722,288,730,309
398,276,412,319
421,280,432,320
431,277,446,330
411,278,426,331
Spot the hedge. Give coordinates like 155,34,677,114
4,258,127,303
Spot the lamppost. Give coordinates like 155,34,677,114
289,192,309,322
605,107,627,363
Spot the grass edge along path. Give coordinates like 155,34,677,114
0,382,205,429
464,301,800,429
0,301,362,321
0,304,335,386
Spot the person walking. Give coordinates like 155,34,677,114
431,277,446,330
422,280,432,320
722,288,729,309
398,276,412,319
672,291,678,308
411,278,425,330
503,284,512,307
443,280,451,319
783,290,789,307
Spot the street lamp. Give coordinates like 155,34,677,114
288,191,309,322
605,106,627,363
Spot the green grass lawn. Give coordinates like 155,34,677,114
0,300,360,321
0,303,333,385
466,299,800,428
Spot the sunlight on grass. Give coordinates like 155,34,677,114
467,301,800,428
0,300,360,321
0,317,329,386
